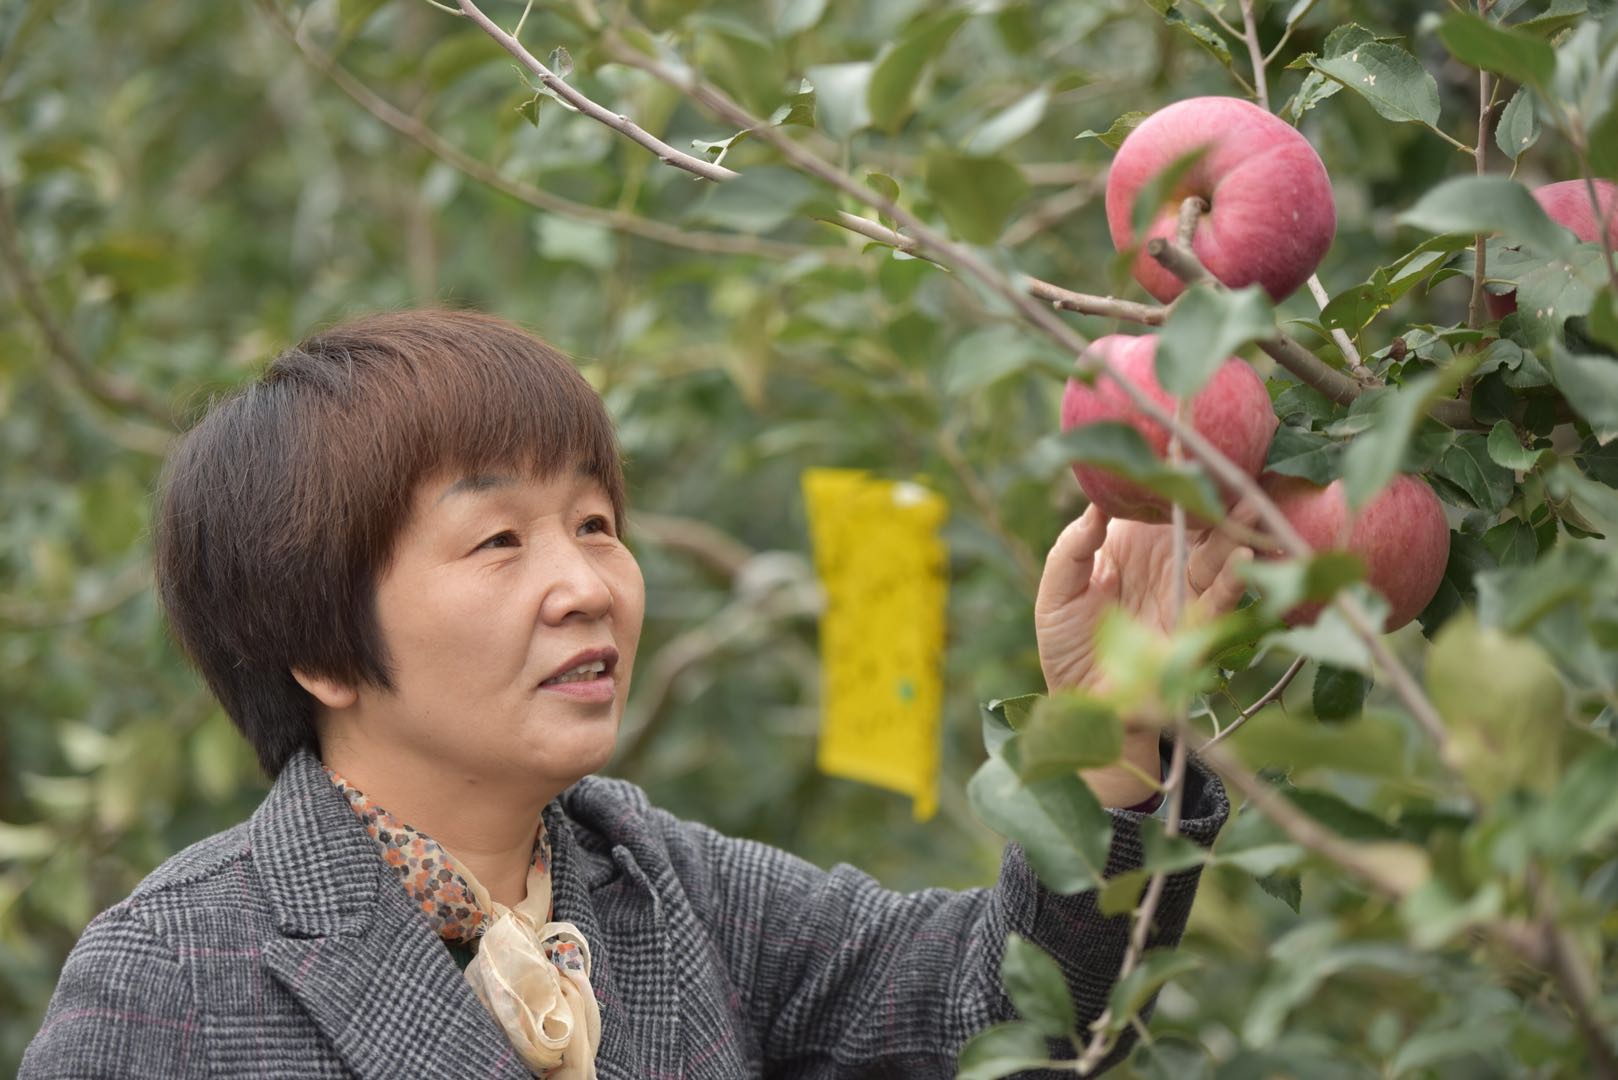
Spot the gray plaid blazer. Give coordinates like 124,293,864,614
22,746,1227,1078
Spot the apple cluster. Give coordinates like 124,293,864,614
1064,96,1451,633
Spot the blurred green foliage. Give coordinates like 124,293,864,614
3,0,1618,1076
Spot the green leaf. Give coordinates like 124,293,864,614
1548,345,1618,443
1427,612,1566,800
1075,110,1149,149
1312,665,1368,722
1340,372,1454,510
1106,950,1201,1032
964,88,1050,156
1254,871,1303,912
1130,146,1209,239
1264,589,1390,673
1242,550,1366,624
1265,427,1345,485
1310,42,1441,128
1531,745,1618,857
1155,285,1273,397
1011,691,1124,781
1590,104,1618,180
806,62,873,139
1164,9,1232,65
982,694,1042,755
687,166,822,233
1045,422,1223,520
1436,12,1555,91
1000,934,1076,1038
1283,70,1342,122
1588,286,1618,353
1098,867,1150,916
1436,432,1515,513
955,1021,1053,1080
1516,246,1610,345
867,12,968,131
1321,282,1390,337
1398,177,1577,258
967,753,1113,893
923,149,1028,245
1495,87,1541,161
772,0,826,38
1486,419,1551,471
1482,518,1539,567
1513,0,1588,36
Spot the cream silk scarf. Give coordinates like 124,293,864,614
325,768,602,1078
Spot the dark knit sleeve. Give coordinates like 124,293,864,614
19,902,205,1080
666,745,1229,1078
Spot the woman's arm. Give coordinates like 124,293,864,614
653,747,1226,1078
19,903,206,1080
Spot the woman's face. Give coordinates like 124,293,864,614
347,465,644,790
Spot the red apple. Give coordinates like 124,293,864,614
1060,334,1277,523
1486,178,1618,319
1105,96,1337,303
1260,472,1450,632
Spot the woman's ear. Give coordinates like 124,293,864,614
291,668,360,710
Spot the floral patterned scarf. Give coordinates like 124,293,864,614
325,767,601,1078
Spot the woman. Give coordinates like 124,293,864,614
21,309,1243,1078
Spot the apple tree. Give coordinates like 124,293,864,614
2,0,1616,1076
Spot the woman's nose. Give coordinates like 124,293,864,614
538,545,614,624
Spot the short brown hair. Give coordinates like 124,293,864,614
154,309,626,776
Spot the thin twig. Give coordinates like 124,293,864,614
1470,1,1493,328
1238,0,1269,110
261,3,815,259
1206,656,1306,747
1073,734,1190,1074
1305,274,1375,380
1026,279,1167,325
1263,0,1319,65
1528,867,1618,1079
0,184,174,425
1193,735,1418,897
1003,179,1104,247
454,0,739,182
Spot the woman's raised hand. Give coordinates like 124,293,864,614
1034,502,1256,698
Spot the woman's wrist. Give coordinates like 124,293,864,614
1078,732,1164,809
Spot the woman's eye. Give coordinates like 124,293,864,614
580,515,612,537
477,531,519,550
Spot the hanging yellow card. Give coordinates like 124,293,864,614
802,468,948,821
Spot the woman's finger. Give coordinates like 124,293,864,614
1185,496,1262,594
1037,503,1110,607
1188,546,1253,623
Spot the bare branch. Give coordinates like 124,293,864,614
1194,735,1418,898
631,511,757,579
1305,274,1375,381
262,3,818,260
0,562,152,631
454,0,740,182
1026,279,1167,325
1238,0,1269,110
0,184,175,426
1264,0,1318,65
1469,1,1494,328
1003,179,1104,246
1206,656,1307,747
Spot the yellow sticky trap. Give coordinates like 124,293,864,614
802,468,948,821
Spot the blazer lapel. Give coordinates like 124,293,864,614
253,750,529,1080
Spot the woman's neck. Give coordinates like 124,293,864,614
321,741,558,910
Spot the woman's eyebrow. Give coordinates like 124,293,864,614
436,474,515,504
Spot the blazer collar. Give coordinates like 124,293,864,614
251,749,532,1079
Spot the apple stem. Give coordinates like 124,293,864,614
1175,196,1208,249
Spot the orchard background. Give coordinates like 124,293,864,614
3,0,1618,1075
